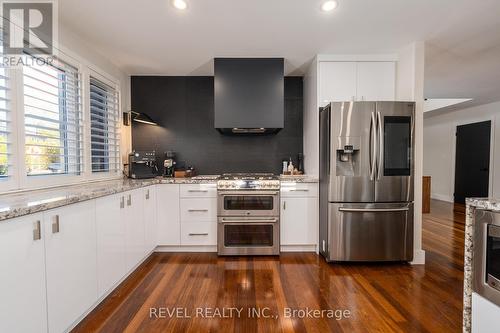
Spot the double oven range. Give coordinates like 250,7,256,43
217,173,280,255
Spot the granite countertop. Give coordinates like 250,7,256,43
279,175,319,183
0,175,318,222
0,176,219,222
463,198,500,332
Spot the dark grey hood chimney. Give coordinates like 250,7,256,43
214,58,284,135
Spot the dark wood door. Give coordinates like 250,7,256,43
454,120,491,204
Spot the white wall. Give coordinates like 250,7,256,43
397,42,426,265
303,58,319,176
424,101,500,202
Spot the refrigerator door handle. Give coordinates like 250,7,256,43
369,111,377,181
339,207,409,213
377,111,383,181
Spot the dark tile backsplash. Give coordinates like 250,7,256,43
131,76,303,175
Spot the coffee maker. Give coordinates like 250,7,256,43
163,151,176,177
128,151,158,179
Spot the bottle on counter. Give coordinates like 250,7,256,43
288,158,294,174
282,160,288,175
297,153,304,174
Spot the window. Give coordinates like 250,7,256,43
89,76,120,173
0,40,11,179
23,56,83,176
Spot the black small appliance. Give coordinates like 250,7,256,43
128,151,158,179
163,151,176,177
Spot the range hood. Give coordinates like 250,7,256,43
214,58,284,135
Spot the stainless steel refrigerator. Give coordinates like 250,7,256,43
319,101,415,262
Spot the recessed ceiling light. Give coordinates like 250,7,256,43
321,0,338,12
172,0,188,10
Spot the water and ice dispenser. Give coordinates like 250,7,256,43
336,138,360,177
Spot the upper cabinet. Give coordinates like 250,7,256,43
319,62,357,105
319,61,396,107
356,62,396,102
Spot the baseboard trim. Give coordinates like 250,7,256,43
280,245,317,252
431,193,453,203
155,245,217,252
410,249,426,265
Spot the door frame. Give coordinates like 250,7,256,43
451,117,495,199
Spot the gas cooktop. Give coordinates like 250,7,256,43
219,173,278,180
217,173,280,190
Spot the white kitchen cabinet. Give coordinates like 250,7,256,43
280,183,318,249
180,221,217,246
472,292,500,333
180,183,217,198
280,196,318,246
319,61,396,106
319,61,357,106
157,184,181,245
144,185,157,254
43,201,98,333
0,213,47,333
180,197,217,222
95,193,127,298
356,62,395,101
124,188,146,272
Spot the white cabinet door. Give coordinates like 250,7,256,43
472,293,500,333
157,184,181,245
44,201,98,333
96,193,127,298
356,62,395,101
280,197,318,246
319,61,357,106
0,214,47,333
124,188,145,272
144,186,158,254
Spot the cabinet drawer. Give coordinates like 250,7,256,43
281,183,318,197
180,198,217,222
180,184,217,198
181,222,217,246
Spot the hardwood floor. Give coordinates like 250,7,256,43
73,200,465,333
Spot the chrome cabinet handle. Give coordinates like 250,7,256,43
120,196,125,209
188,209,208,212
33,220,41,241
188,190,208,193
283,201,286,210
289,189,309,192
127,194,132,206
188,233,209,236
339,207,409,213
146,189,150,200
52,215,60,234
377,111,383,181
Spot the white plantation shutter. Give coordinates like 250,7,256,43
89,77,120,173
23,56,83,176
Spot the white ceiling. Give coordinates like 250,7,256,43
59,0,500,106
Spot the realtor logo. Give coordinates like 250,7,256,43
1,1,54,55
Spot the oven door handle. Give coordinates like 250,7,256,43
220,218,278,223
